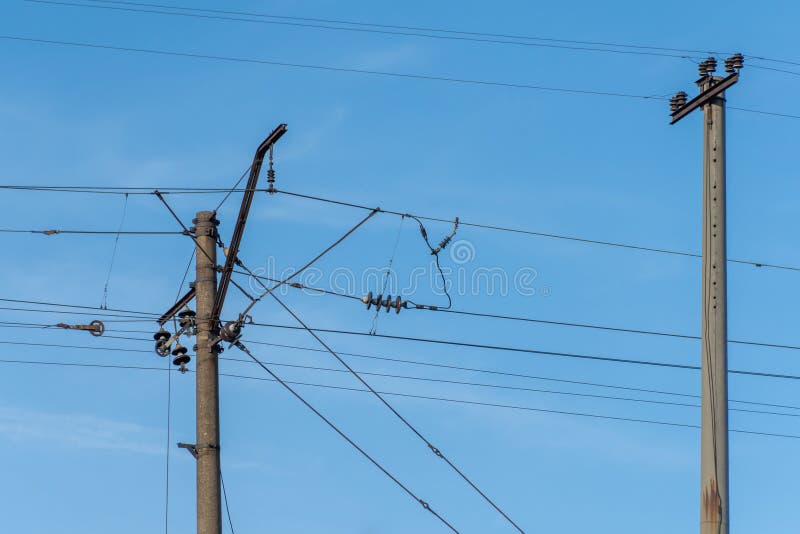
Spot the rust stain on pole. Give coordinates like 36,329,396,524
702,478,721,524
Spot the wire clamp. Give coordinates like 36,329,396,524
428,444,443,458
55,319,105,337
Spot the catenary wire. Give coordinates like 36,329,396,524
251,291,526,533
7,181,800,269
1,356,798,440
153,190,242,301
233,342,460,533
0,292,800,362
0,296,160,316
222,368,800,440
219,349,800,419
242,339,800,412
215,165,253,212
236,268,800,352
0,227,183,235
101,192,129,309
4,334,798,414
235,209,379,318
249,322,800,381
241,257,525,530
273,189,800,272
220,469,236,534
0,305,162,321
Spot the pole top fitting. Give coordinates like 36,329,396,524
192,211,220,225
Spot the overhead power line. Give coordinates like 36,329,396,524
0,227,184,235
3,185,798,271
236,268,800,352
0,297,159,316
36,0,800,72
273,189,800,272
261,376,800,441
233,343,460,533
4,333,797,412
0,34,794,118
2,356,799,440
219,351,800,419
0,34,666,101
0,305,159,321
240,259,525,531
29,0,701,60
35,0,732,61
249,322,800,382
243,339,800,412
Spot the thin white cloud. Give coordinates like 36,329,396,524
0,405,163,455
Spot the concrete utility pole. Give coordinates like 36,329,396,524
194,211,221,534
153,125,286,534
698,74,729,534
670,54,742,534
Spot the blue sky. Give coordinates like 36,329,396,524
1,0,799,532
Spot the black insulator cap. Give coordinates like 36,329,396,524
173,354,191,367
153,328,170,341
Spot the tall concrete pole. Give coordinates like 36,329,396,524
699,78,729,534
194,211,221,534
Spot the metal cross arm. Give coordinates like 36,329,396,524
211,123,287,328
158,287,197,326
670,72,738,125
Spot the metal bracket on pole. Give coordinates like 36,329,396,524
158,287,197,326
211,124,287,330
178,442,198,459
